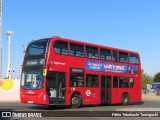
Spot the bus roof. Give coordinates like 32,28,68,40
50,36,140,55
30,36,139,55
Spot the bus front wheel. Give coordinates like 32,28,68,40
71,94,82,108
121,93,129,105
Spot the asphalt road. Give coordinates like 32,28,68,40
0,100,160,120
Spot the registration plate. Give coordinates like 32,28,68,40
28,101,33,104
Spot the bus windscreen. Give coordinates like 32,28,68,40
21,70,44,89
21,39,49,89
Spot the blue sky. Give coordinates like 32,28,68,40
2,0,160,78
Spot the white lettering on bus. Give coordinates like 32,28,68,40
53,61,65,66
27,61,37,65
104,64,113,70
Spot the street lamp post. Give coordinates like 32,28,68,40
6,30,13,79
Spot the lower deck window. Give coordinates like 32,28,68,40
86,75,98,87
119,77,129,88
70,74,84,87
130,77,134,88
113,76,118,88
113,76,134,88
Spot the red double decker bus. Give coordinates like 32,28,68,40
20,36,141,108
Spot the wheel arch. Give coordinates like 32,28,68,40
70,91,83,105
122,92,129,96
121,92,130,99
121,92,130,105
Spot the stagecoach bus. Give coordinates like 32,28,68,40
20,36,141,108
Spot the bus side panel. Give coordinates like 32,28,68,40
111,76,142,104
111,88,121,104
130,76,142,102
65,87,101,105
82,88,101,105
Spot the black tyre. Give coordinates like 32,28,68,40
48,105,57,109
121,93,129,105
71,94,82,108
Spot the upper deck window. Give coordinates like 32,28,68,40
100,49,111,61
54,41,68,55
112,50,118,62
130,54,139,64
29,45,45,56
70,43,84,57
23,39,49,70
86,46,98,59
26,39,48,57
119,52,129,63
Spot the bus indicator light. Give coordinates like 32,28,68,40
43,69,47,76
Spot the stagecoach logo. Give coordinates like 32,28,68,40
53,61,66,66
86,90,91,96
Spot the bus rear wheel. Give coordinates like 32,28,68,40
71,94,82,108
121,93,129,105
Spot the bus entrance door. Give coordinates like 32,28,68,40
47,72,66,104
101,76,111,104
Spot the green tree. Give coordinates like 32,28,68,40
142,69,153,89
154,72,160,82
